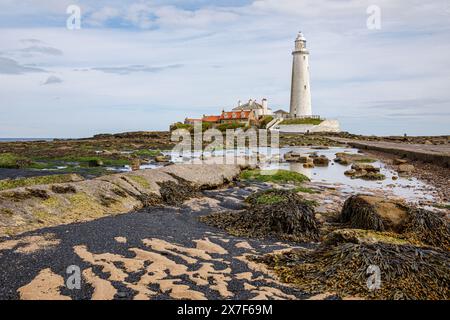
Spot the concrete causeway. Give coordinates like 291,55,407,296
329,138,450,167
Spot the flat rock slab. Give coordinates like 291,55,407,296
0,164,242,236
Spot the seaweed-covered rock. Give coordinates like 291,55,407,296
324,228,411,246
341,195,409,232
341,195,450,249
200,189,320,242
403,208,450,249
157,176,198,206
255,235,450,300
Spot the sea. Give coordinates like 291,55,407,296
0,138,55,142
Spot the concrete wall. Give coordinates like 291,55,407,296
277,119,341,133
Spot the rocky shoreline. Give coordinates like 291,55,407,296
0,132,449,300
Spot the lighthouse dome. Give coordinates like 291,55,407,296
296,32,306,41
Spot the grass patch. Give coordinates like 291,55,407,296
0,174,83,191
280,118,323,126
0,153,32,169
240,169,310,185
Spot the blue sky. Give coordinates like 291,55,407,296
0,0,449,138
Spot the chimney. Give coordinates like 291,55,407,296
262,98,268,115
238,100,242,107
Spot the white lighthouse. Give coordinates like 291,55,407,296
289,32,312,117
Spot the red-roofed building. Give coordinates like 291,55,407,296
202,115,222,123
220,110,256,125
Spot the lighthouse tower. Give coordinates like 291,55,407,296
289,32,312,117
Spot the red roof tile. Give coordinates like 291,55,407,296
202,115,222,122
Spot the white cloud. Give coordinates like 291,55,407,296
87,6,121,27
0,57,46,74
43,75,63,85
0,1,449,137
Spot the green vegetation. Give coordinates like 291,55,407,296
59,166,109,177
40,156,130,167
280,118,323,126
240,169,310,185
0,153,32,169
170,122,213,133
0,174,83,191
251,193,287,205
216,122,246,132
170,122,193,132
259,116,274,129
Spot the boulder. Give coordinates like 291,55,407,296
334,152,375,165
284,151,300,162
284,152,309,163
341,195,409,232
334,157,350,165
351,163,380,173
361,172,386,181
155,155,170,163
313,156,329,166
393,159,408,165
398,164,414,173
344,169,357,176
